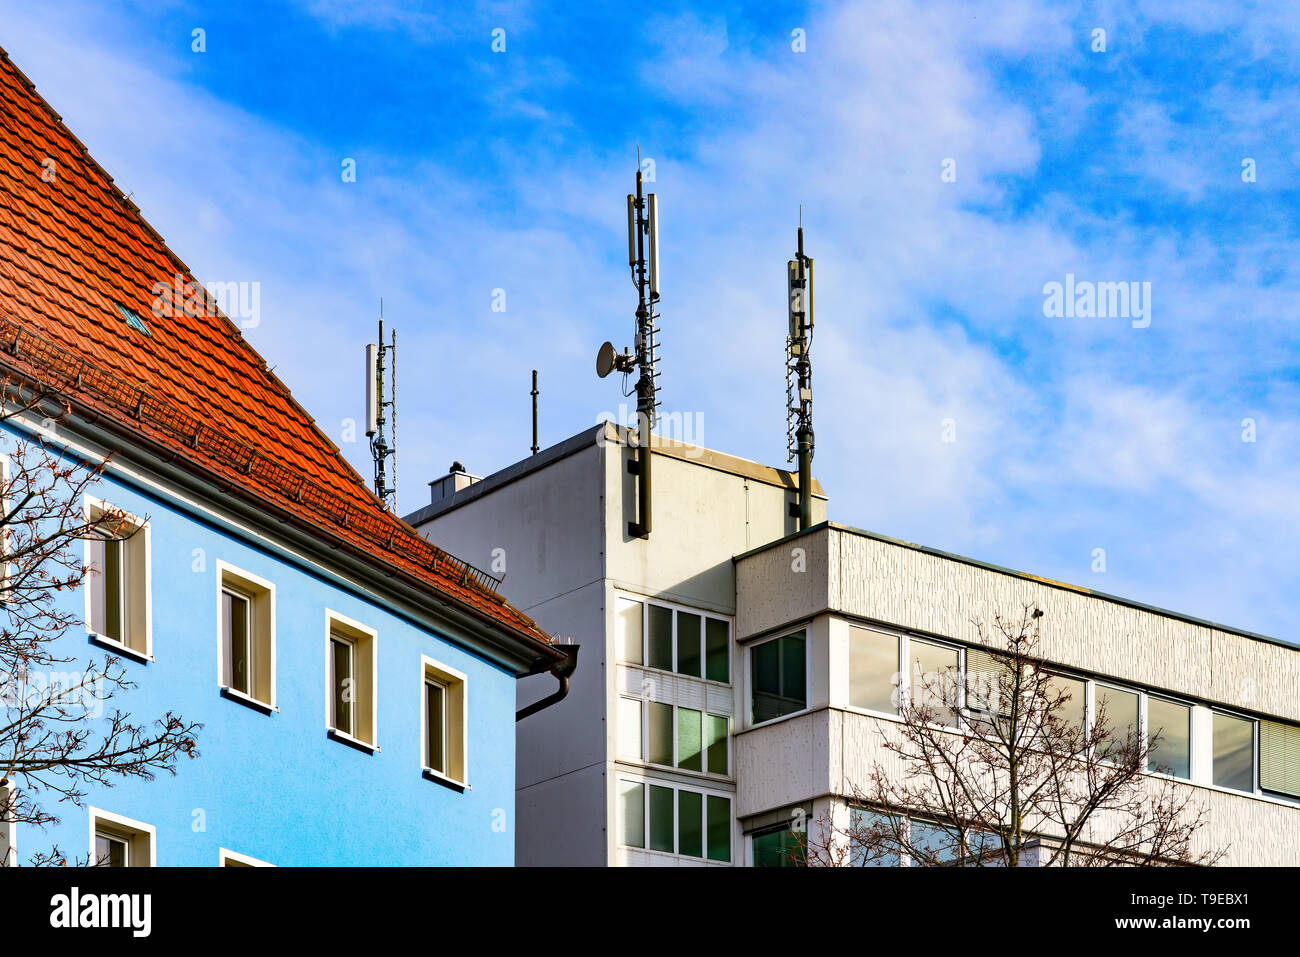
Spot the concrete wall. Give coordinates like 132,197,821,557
737,525,1300,723
413,440,610,865
415,424,825,865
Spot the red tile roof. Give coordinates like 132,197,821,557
0,48,557,658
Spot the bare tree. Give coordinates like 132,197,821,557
0,378,200,865
804,604,1221,867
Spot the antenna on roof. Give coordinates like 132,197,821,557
596,157,660,539
530,369,539,456
366,299,398,510
786,220,815,531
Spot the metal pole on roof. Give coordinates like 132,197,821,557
531,369,539,456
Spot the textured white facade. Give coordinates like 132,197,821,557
735,525,1300,866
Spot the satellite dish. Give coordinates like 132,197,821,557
596,341,618,378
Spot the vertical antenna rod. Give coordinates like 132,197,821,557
628,164,660,538
595,159,661,538
786,225,815,530
531,369,539,456
366,302,398,510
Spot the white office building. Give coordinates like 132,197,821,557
407,423,1300,866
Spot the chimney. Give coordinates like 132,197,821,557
428,461,482,504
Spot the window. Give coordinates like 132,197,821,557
677,612,701,677
706,714,729,774
849,626,898,714
1260,719,1300,799
89,808,154,867
907,639,960,722
619,779,731,862
422,657,467,785
217,563,275,709
1146,697,1191,779
219,848,272,867
1046,674,1087,743
85,499,150,658
678,707,702,771
648,604,673,671
705,618,730,683
751,822,804,867
648,701,672,766
750,631,806,724
637,701,730,775
850,808,901,867
965,648,1010,718
617,696,643,761
619,780,645,848
1095,684,1140,759
618,597,731,683
618,598,643,665
1213,712,1256,792
326,611,377,748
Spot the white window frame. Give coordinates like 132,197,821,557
324,609,379,750
88,807,155,867
215,560,277,711
627,698,730,776
421,655,468,788
218,847,273,867
615,774,734,864
82,495,152,662
746,627,812,729
621,595,732,685
1209,708,1259,796
1143,693,1193,780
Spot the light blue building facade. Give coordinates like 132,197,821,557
0,45,572,867
6,407,556,867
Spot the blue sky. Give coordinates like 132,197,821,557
2,0,1298,641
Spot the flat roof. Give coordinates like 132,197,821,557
734,521,1297,653
404,421,826,527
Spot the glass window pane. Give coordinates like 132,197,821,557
850,627,898,713
850,808,901,867
678,790,702,858
752,826,803,867
426,681,445,773
677,707,702,771
619,781,644,848
1095,685,1140,758
1213,713,1255,792
706,795,731,862
331,637,353,734
780,633,806,703
908,640,960,721
676,612,701,677
705,618,730,683
1260,720,1300,798
618,599,643,665
752,632,806,723
617,697,642,761
910,821,960,866
706,714,728,774
648,785,674,852
966,649,1008,716
104,539,123,642
224,591,250,694
95,833,126,867
648,702,673,766
648,604,673,671
1047,674,1086,745
1147,698,1191,779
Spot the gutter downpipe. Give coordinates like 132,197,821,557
516,644,580,722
